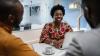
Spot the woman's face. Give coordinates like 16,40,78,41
53,10,63,23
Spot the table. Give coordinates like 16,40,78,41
32,43,67,56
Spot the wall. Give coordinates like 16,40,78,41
61,0,89,28
20,0,54,25
19,0,90,30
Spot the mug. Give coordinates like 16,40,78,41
45,47,54,54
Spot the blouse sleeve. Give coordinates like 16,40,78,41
39,24,50,43
65,23,73,32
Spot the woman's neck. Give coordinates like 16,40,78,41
53,21,61,28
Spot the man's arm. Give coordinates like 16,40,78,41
65,38,84,56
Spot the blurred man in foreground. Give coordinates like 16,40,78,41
0,0,39,56
65,0,100,56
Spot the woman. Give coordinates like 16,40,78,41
40,4,73,48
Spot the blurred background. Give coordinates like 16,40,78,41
12,0,91,31
13,0,91,42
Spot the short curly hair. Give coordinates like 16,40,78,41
50,4,65,18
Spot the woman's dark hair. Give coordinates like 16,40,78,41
50,4,65,18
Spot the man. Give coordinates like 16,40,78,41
65,0,100,56
0,0,39,56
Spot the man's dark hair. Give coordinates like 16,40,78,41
81,0,100,28
50,4,65,18
0,0,19,22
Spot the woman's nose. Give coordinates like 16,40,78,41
57,15,61,17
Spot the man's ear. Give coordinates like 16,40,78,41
8,14,15,24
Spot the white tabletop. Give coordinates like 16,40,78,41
32,43,66,56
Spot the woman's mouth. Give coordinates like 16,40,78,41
57,18,61,21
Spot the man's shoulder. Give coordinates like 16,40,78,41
76,28,100,39
66,29,100,45
74,28,100,56
72,28,100,49
65,30,84,38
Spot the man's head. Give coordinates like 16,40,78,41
82,0,100,28
0,0,23,30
